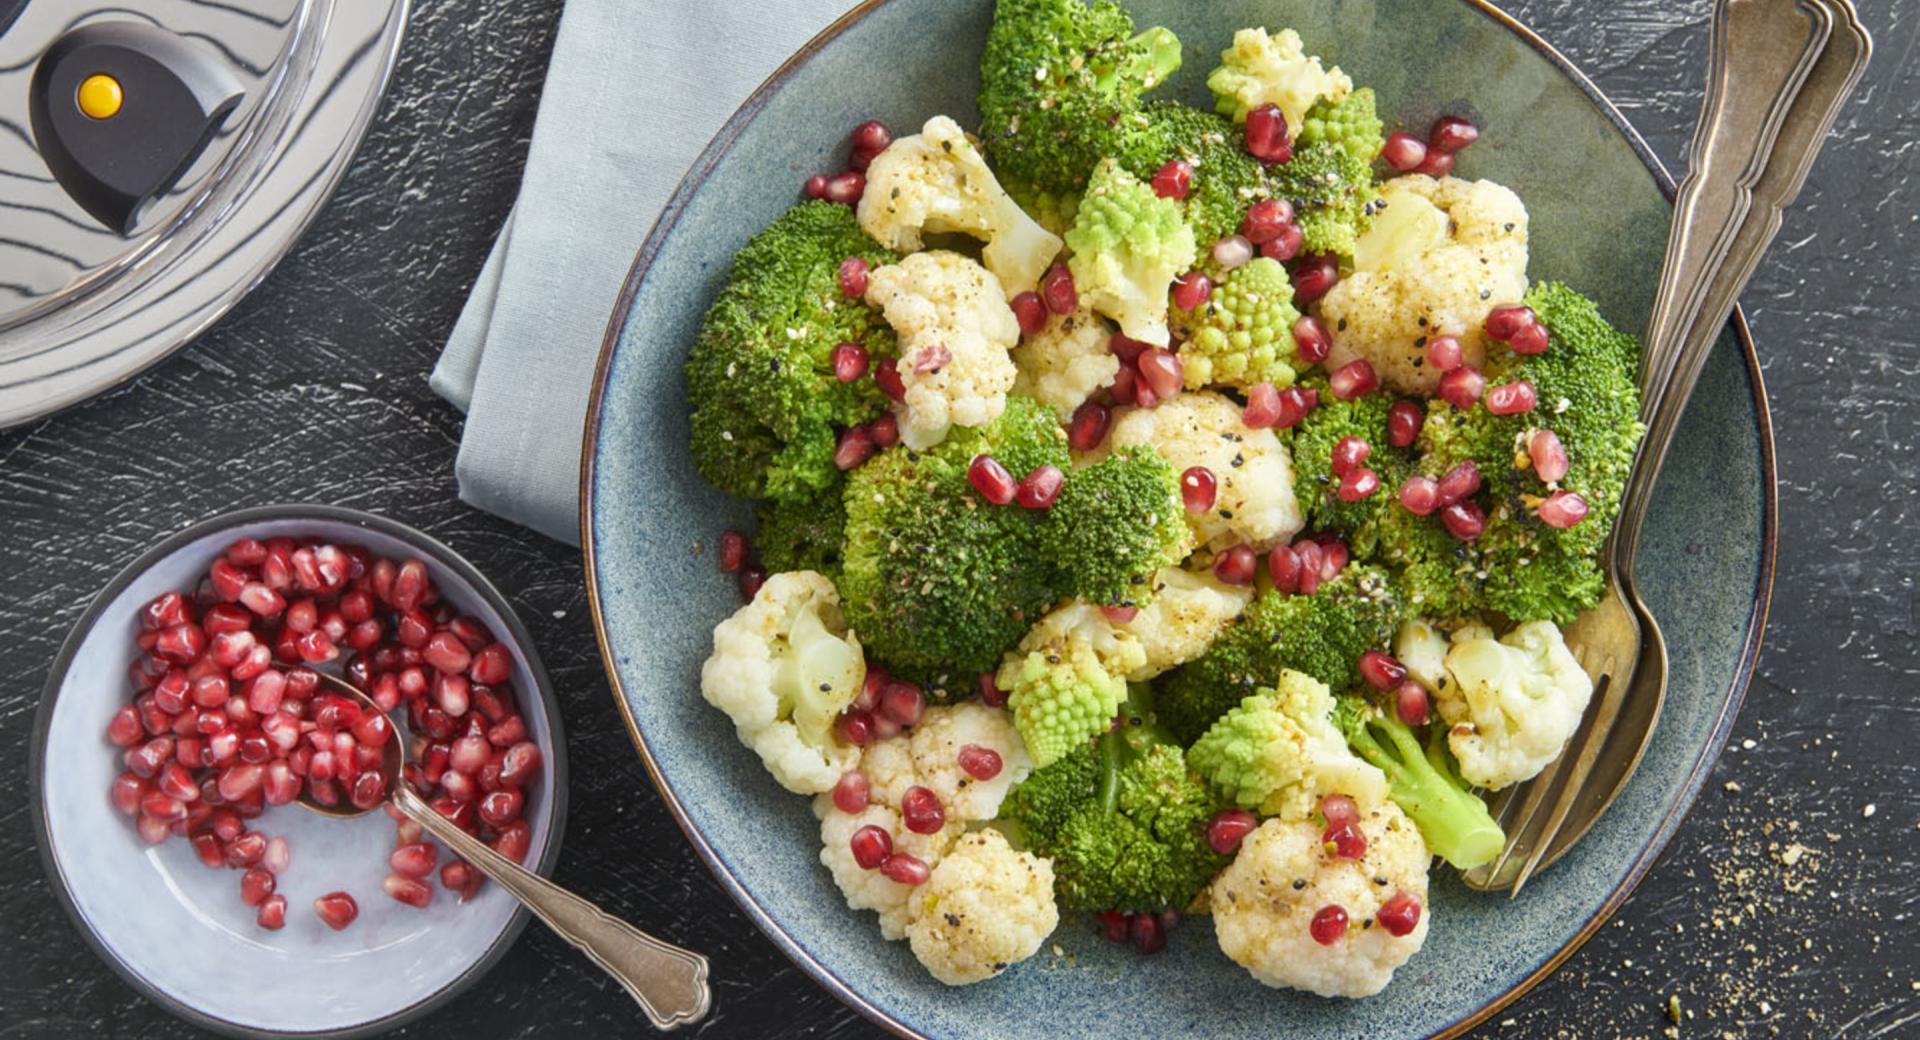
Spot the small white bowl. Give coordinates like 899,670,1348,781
32,505,568,1038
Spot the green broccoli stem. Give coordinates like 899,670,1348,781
1346,708,1506,870
1095,27,1183,94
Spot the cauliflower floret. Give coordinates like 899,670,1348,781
1010,307,1119,418
700,571,864,794
1091,392,1303,552
1393,618,1451,693
815,797,960,940
865,250,1021,448
905,830,1059,985
1317,175,1530,395
858,115,1064,298
908,702,1034,822
1206,27,1353,128
1117,565,1255,680
1434,620,1594,790
1212,803,1431,998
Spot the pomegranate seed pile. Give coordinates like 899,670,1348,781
108,537,540,931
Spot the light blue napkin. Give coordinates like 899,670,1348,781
431,0,857,545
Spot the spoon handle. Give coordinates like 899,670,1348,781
395,785,712,1031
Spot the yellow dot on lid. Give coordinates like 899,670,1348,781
77,74,123,119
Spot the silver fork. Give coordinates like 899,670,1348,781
1462,0,1867,895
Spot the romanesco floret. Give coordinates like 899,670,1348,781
1189,670,1391,819
995,603,1147,768
1432,620,1594,790
1269,139,1381,258
1009,306,1119,418
1298,87,1386,164
686,202,897,501
1318,175,1530,394
1064,158,1199,346
700,571,865,794
755,491,847,582
1173,256,1302,391
1115,565,1255,680
1042,446,1190,608
858,115,1064,297
1333,694,1506,869
1206,27,1353,129
906,829,1059,985
1211,803,1430,998
864,250,1021,449
977,0,1181,195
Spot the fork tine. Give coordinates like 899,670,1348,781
1466,745,1573,889
1508,666,1629,896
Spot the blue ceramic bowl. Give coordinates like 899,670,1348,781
33,505,568,1039
583,3,1774,1037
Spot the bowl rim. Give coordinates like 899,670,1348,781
29,502,571,1040
577,2,1779,1037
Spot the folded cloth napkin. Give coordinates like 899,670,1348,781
431,0,857,545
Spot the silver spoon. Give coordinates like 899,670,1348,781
301,672,711,1031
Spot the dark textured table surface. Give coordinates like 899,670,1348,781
3,2,1915,1037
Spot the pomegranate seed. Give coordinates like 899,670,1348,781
130,655,170,692
866,413,900,449
1310,904,1349,945
1399,476,1440,516
210,559,250,601
1330,436,1371,477
1441,500,1488,540
313,891,358,931
967,454,1017,505
879,681,925,728
396,610,431,648
208,630,256,669
1322,820,1367,860
156,761,198,801
1437,461,1482,505
352,711,392,750
1274,386,1318,429
1150,159,1193,200
1508,320,1551,355
1212,234,1254,270
1267,545,1301,593
1180,466,1218,514
1317,795,1359,828
1294,540,1325,596
263,761,300,805
500,742,541,787
832,770,870,814
1011,292,1048,336
261,836,290,874
1130,911,1167,954
1528,430,1571,483
1138,348,1184,399
1328,359,1378,400
1395,680,1431,726
1337,468,1381,502
901,785,946,834
1438,365,1486,409
1484,305,1534,342
350,771,386,811
1411,150,1455,178
1207,809,1258,854
391,842,438,877
1100,910,1130,943
837,256,870,299
384,874,434,909
1291,315,1331,364
142,591,190,630
1387,401,1425,448
126,737,173,779
1241,383,1283,428
978,672,1008,707
850,824,893,869
1485,380,1538,415
1260,222,1305,262
232,644,272,681
1358,651,1408,691
873,360,905,401
957,744,1003,781
738,565,767,602
296,630,337,665
1109,364,1137,404
106,706,143,747
187,832,222,866
390,559,430,611
1241,198,1294,244
1213,544,1258,586
856,666,887,712
1172,271,1212,312
1429,116,1480,154
1016,465,1065,509
1381,131,1428,172
1538,490,1591,528
1041,262,1077,315
442,860,483,902
218,763,264,802
1378,891,1424,937
1067,400,1111,451
1292,253,1340,304
190,675,229,709
850,119,892,155
422,632,473,675
155,623,206,663
879,853,930,886
1244,103,1292,164
211,809,245,842
829,341,871,383
225,831,266,868
480,787,524,829
1105,332,1148,365
240,867,275,907
135,812,171,845
453,734,491,776
838,710,875,746
238,583,284,618
823,171,865,205
256,895,287,930
110,773,149,816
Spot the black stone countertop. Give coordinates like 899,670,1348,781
2,2,1914,1037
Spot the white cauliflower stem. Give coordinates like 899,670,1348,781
1433,620,1594,790
906,829,1058,985
700,571,864,794
858,115,1064,298
1009,307,1119,418
865,250,1020,449
1212,803,1432,998
1318,175,1531,395
1207,27,1353,128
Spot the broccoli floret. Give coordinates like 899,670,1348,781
1002,174,1082,237
1043,446,1189,607
1122,102,1275,250
1187,670,1389,818
1064,159,1199,346
755,490,847,581
1297,87,1385,165
1156,565,1404,744
1287,384,1408,537
838,397,1068,692
1172,256,1302,391
1269,139,1380,258
686,202,898,501
1334,695,1506,869
996,606,1145,768
977,0,1181,196
1000,691,1227,912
